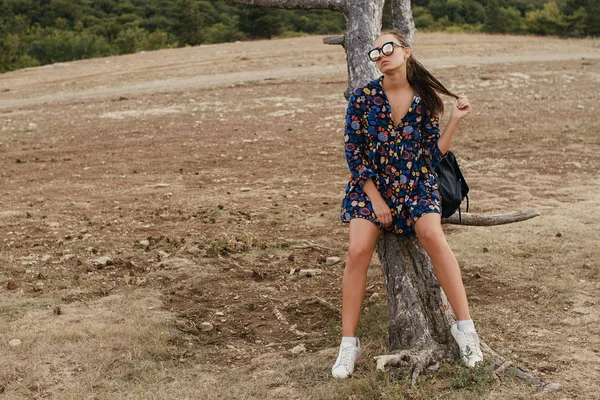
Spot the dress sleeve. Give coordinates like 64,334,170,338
421,113,445,167
344,91,376,189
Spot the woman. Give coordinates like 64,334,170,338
332,29,483,379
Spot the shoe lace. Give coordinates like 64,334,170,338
464,331,479,355
336,344,354,367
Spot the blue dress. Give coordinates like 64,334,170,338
340,76,445,235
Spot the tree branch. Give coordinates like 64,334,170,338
323,35,345,45
442,210,540,226
226,0,347,13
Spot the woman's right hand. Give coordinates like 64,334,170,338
372,200,392,228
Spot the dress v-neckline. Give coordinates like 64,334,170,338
378,76,417,128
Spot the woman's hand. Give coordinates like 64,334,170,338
372,200,392,228
450,94,471,121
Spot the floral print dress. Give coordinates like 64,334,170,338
340,76,445,235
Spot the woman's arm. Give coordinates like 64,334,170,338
344,91,377,188
362,178,392,227
438,94,472,154
437,116,459,155
421,94,471,164
344,90,392,227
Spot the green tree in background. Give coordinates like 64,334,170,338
526,1,588,36
484,0,524,34
238,7,283,39
562,0,600,36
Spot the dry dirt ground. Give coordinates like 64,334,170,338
0,33,599,399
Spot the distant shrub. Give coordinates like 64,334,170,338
414,6,435,30
203,23,244,44
526,1,588,36
0,34,40,73
114,26,178,54
27,30,112,64
444,23,484,33
278,31,310,39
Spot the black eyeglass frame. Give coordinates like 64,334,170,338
368,41,406,62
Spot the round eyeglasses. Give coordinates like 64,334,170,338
368,41,405,62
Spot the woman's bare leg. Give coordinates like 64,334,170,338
341,218,382,337
414,213,471,320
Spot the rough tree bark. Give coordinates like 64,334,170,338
391,0,415,45
227,0,559,394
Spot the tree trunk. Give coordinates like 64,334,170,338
342,0,385,95
391,0,415,45
373,233,457,384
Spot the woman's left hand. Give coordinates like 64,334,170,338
450,94,471,121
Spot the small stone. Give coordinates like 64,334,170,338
139,240,150,247
508,127,516,133
325,256,341,265
319,151,329,155
158,250,170,258
287,253,295,262
27,122,38,131
154,183,171,188
7,280,17,290
240,187,251,192
9,339,22,347
560,243,573,250
555,232,562,237
200,322,214,332
535,382,562,397
215,311,225,316
299,269,322,278
185,245,201,255
41,255,51,262
576,104,584,109
92,256,112,267
369,292,380,302
482,247,489,253
60,254,74,262
290,344,306,354
536,361,557,373
236,156,243,161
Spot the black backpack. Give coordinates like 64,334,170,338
433,151,469,220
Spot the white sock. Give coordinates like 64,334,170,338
457,319,475,332
341,336,359,347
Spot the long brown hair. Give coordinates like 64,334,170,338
380,29,458,117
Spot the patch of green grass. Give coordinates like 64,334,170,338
451,362,496,391
356,303,389,341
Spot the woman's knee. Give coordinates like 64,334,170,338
346,243,374,270
346,218,381,270
416,225,446,249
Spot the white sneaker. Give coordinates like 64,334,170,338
331,339,361,379
451,323,483,367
